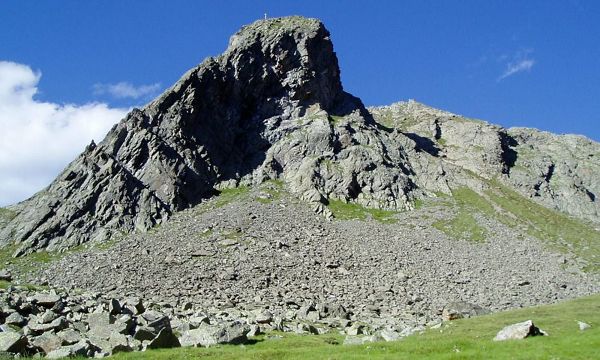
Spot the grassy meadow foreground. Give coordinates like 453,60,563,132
104,294,599,360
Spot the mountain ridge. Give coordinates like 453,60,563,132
1,16,599,257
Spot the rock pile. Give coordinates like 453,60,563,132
0,285,433,358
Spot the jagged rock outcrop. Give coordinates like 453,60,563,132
0,16,599,256
369,100,600,224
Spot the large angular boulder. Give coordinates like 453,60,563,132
179,321,250,347
45,339,94,359
442,301,490,321
493,320,548,341
31,332,64,354
146,328,181,349
0,332,28,354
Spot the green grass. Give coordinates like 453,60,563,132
328,115,345,125
0,243,86,276
485,181,600,272
327,199,398,224
430,184,600,271
0,207,16,229
108,294,600,360
256,180,285,204
213,186,251,208
433,211,486,243
431,188,490,243
0,207,16,220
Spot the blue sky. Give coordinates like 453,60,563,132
0,0,599,205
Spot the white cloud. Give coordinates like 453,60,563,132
93,81,161,99
498,59,535,81
0,61,129,206
498,49,535,81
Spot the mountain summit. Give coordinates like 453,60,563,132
1,16,599,258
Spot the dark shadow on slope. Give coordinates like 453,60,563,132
500,132,518,174
403,133,440,157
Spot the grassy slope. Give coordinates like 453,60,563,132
328,200,398,224
430,183,600,270
110,294,600,360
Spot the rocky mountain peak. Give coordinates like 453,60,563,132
1,16,599,258
0,16,380,255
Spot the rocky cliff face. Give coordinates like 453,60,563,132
1,16,599,256
369,101,600,224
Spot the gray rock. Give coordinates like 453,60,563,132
107,333,133,354
31,293,60,308
109,299,121,315
252,309,273,324
56,329,81,345
380,329,401,342
146,328,180,349
139,310,171,333
179,321,249,347
0,332,28,353
39,309,59,324
4,312,26,326
0,269,12,281
342,335,363,346
46,339,93,359
133,326,157,341
28,316,67,333
578,321,591,331
493,320,548,341
343,334,381,345
31,332,64,354
442,301,489,321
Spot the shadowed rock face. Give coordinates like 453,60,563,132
1,17,599,256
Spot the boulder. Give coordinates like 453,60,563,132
134,325,158,341
0,332,28,353
380,329,401,342
4,312,26,326
46,339,94,359
32,332,64,354
493,320,548,341
139,310,171,332
578,321,591,331
252,309,273,324
146,328,180,349
108,333,133,354
179,321,250,347
0,269,12,281
442,301,490,321
28,316,67,333
32,293,61,308
57,329,82,345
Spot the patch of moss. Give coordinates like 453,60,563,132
256,180,285,204
485,181,600,272
0,208,16,221
328,200,398,224
433,211,486,243
213,186,251,208
0,243,87,276
328,115,345,125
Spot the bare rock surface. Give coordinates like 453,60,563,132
493,320,547,341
